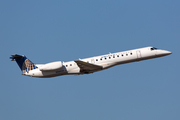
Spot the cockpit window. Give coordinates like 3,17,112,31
151,47,158,50
154,47,158,49
151,48,154,50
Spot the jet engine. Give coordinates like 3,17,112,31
39,61,63,71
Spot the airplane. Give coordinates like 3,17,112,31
10,46,171,78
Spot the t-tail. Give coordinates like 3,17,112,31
10,54,38,73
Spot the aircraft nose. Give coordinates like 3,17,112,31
157,50,172,56
165,50,172,55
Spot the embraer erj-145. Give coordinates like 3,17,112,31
10,47,171,78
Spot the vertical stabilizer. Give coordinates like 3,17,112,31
10,54,38,73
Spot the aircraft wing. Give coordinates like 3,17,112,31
74,60,102,73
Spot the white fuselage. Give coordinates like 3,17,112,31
24,47,171,78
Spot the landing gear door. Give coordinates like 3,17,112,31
136,50,142,59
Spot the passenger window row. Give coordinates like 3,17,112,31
66,64,72,67
65,52,133,67
96,52,133,61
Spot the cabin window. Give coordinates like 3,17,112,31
122,54,123,56
117,55,119,57
126,54,128,56
130,53,132,55
100,58,102,60
66,65,68,67
109,57,111,59
70,64,72,66
96,59,98,61
105,58,107,60
113,56,115,58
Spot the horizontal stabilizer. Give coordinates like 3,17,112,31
10,54,24,61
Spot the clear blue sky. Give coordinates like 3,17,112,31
1,0,179,120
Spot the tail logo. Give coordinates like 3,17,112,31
22,59,37,73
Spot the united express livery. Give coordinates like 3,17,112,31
10,47,171,78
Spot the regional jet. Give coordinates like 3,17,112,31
10,47,171,78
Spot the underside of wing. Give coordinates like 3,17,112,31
74,60,102,73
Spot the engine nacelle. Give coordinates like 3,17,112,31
39,61,63,71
